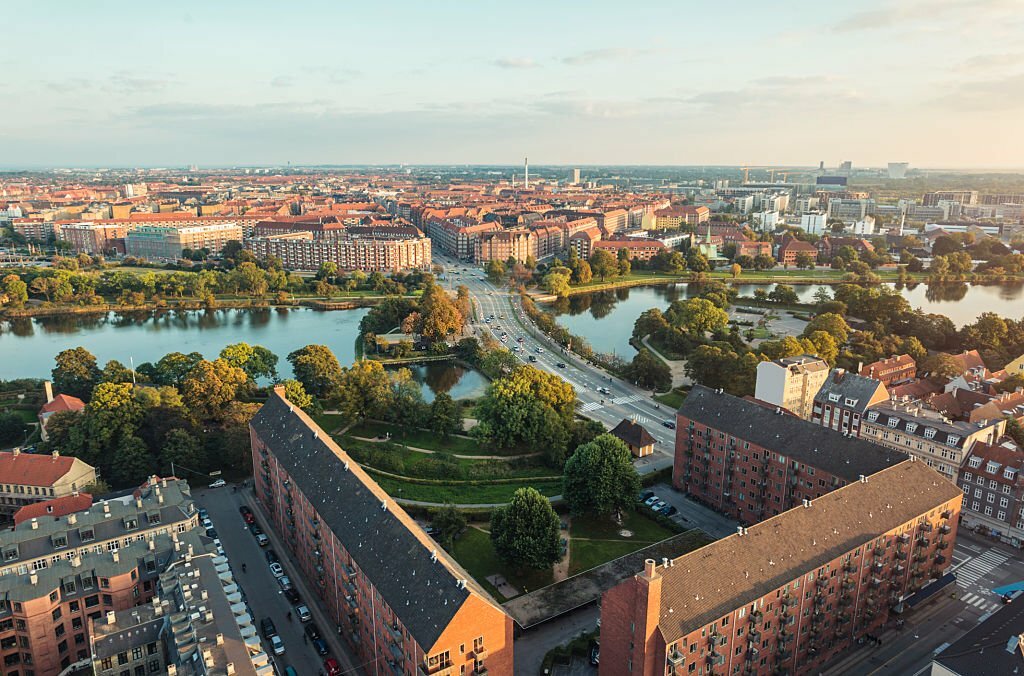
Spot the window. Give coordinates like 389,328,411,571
123,518,138,531
79,528,94,543
988,493,996,503
906,422,918,434
1005,468,1017,480
924,428,937,439
1001,497,1010,508
867,411,879,422
987,461,1001,474
963,485,970,494
888,417,899,428
828,393,841,403
999,511,1007,521
132,646,143,660
985,506,993,516
964,472,973,482
973,501,981,511
948,435,961,446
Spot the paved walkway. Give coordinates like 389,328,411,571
396,494,564,509
640,334,691,388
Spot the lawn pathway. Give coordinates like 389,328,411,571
552,516,572,582
347,434,542,460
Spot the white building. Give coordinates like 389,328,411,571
849,215,877,236
754,355,831,420
753,210,779,231
800,212,828,235
887,162,909,179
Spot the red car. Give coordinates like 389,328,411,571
324,658,341,676
239,506,256,525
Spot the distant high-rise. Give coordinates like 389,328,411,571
524,156,529,189
839,160,852,174
888,162,910,179
568,167,581,185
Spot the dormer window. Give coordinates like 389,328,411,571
828,393,841,403
969,457,983,469
948,435,961,446
924,428,937,439
888,417,899,428
79,528,94,543
987,461,1001,474
51,534,68,549
906,423,918,434
123,517,138,531
147,512,161,525
845,398,858,407
867,411,880,422
1005,468,1017,481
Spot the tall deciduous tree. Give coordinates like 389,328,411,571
665,298,729,335
588,248,618,281
335,360,392,419
220,343,279,381
181,359,249,422
52,347,100,400
287,345,343,398
490,487,561,570
563,434,641,517
625,348,673,392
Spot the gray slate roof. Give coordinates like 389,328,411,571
933,593,1024,675
679,385,905,480
813,369,887,414
250,394,481,650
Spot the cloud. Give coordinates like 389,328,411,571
561,48,647,66
955,52,1024,73
493,57,539,69
833,0,1017,33
270,76,294,88
934,72,1024,110
105,74,172,94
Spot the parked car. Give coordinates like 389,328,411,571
197,508,209,520
278,575,293,592
284,589,301,605
255,533,269,547
312,637,329,655
639,491,654,502
239,506,255,524
265,549,279,564
536,347,544,353
284,667,298,676
295,604,312,622
662,420,676,430
270,634,285,655
651,501,667,512
260,617,277,639
201,518,213,529
269,563,284,578
208,478,226,489
248,523,262,536
205,527,218,539
304,623,322,641
324,658,342,676
644,496,659,507
662,506,678,517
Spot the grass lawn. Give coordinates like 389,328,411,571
653,389,687,409
568,540,641,576
749,327,774,339
311,412,348,434
369,473,562,504
449,526,554,600
338,436,557,480
570,510,677,543
6,410,37,424
349,419,517,456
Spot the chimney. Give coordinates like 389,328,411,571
106,610,116,624
644,558,658,578
102,502,109,514
44,381,54,404
11,448,19,456
51,450,59,460
737,526,745,536
136,498,143,509
225,664,235,675
68,513,76,525
29,573,37,585
30,518,38,530
803,499,811,508
72,555,81,567
216,633,224,646
273,384,287,399
859,474,867,483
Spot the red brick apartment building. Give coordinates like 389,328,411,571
251,389,513,676
858,355,916,387
675,386,906,526
600,460,962,676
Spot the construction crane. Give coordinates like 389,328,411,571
740,166,751,183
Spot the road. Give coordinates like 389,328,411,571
438,254,676,476
194,484,360,676
824,529,1024,675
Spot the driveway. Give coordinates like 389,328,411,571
194,484,360,676
648,482,739,540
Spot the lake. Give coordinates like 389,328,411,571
547,282,1024,357
0,308,486,400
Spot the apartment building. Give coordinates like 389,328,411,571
675,386,905,525
245,229,432,272
754,355,830,420
775,236,818,266
654,206,710,229
569,225,602,260
601,460,962,676
859,401,1005,481
125,223,243,260
0,450,96,521
827,198,876,223
812,369,890,436
474,228,535,264
423,218,500,260
590,239,667,262
91,549,273,676
250,389,513,676
57,222,132,254
10,219,56,242
956,439,1024,547
922,191,978,207
0,477,200,676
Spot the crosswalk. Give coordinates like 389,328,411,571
630,414,651,425
959,591,1001,614
579,401,603,413
955,549,1008,586
612,394,644,405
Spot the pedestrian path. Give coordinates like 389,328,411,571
958,591,1001,614
630,414,651,425
954,549,1008,586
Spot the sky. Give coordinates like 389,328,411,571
3,0,1024,169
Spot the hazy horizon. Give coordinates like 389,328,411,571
5,0,1023,168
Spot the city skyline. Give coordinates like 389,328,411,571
4,0,1023,168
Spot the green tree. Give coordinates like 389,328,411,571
541,269,572,297
563,434,641,517
0,413,25,445
574,260,593,284
625,348,672,391
588,248,618,281
99,359,136,385
429,392,460,437
485,259,506,284
181,359,250,421
804,330,839,366
316,261,338,281
430,504,466,549
686,249,710,273
281,379,320,414
2,275,28,307
335,360,392,419
152,351,205,388
419,283,464,341
159,428,202,474
490,487,561,570
768,284,799,304
219,343,279,381
52,347,101,400
730,263,742,279
112,435,153,487
666,298,729,335
287,345,343,398
802,312,851,344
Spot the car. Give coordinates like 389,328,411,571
313,637,329,655
528,355,538,363
652,500,667,512
249,523,263,536
265,549,279,564
499,314,506,319
197,508,209,520
284,589,301,605
201,517,213,529
517,336,524,342
536,347,544,354
556,362,566,368
644,496,659,507
242,511,256,525
639,491,654,502
270,634,285,655
662,506,678,517
324,658,342,676
598,386,610,395
662,420,677,430
295,604,312,622
205,527,218,539
260,617,277,639
278,575,293,592
208,478,226,489
304,623,322,641
285,667,299,676
255,533,269,547
269,562,284,578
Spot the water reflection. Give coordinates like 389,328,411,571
389,362,488,402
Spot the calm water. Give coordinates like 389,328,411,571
391,363,489,402
547,282,1024,357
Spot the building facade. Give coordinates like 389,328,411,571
0,450,96,522
245,229,432,272
250,389,513,676
125,223,243,260
474,229,536,264
754,355,830,420
811,369,889,436
600,460,962,676
675,386,906,526
956,440,1024,547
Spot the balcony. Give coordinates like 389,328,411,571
870,577,882,588
745,647,760,662
838,593,853,607
814,596,827,607
919,522,933,533
750,609,764,623
872,561,884,573
815,577,829,588
934,554,947,565
748,631,761,644
936,540,949,550
842,578,856,590
895,550,908,561
777,649,792,661
667,649,685,667
941,509,952,520
916,537,930,548
843,561,857,573
872,546,885,557
707,652,725,666
897,534,910,544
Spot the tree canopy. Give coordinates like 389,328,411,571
563,434,641,517
490,487,561,570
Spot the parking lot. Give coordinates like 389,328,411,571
646,482,738,539
194,483,356,676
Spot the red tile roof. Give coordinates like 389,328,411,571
40,393,85,415
13,492,93,525
0,452,78,487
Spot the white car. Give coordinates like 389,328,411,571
652,501,667,512
201,518,213,529
295,604,312,622
208,479,226,489
644,496,659,507
270,634,285,655
536,348,544,354
269,562,284,578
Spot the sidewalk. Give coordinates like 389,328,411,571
241,489,364,676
